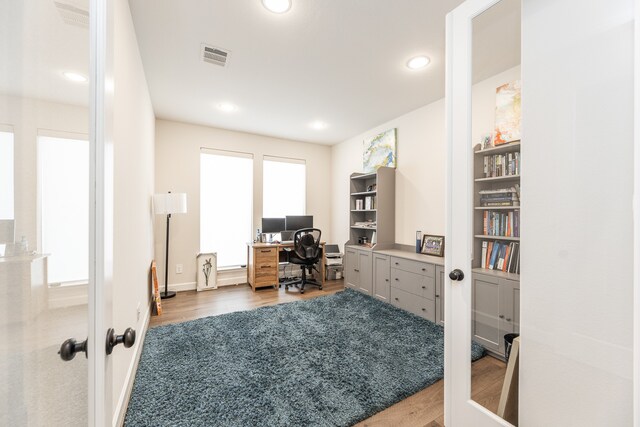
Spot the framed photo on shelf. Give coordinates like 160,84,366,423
421,235,445,257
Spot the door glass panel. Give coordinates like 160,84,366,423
470,0,521,423
0,1,90,425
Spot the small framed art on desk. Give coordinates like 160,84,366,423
421,235,445,257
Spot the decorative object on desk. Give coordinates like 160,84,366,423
196,252,217,291
150,260,162,315
153,191,188,299
416,230,422,253
363,128,397,173
421,234,445,257
493,80,521,146
125,289,484,426
481,133,493,150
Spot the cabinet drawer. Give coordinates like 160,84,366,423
390,257,435,277
391,268,435,299
390,287,436,322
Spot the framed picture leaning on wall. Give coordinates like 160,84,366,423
196,252,217,291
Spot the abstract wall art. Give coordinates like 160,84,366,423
493,80,521,146
363,128,397,173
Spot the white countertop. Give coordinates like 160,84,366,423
374,248,445,265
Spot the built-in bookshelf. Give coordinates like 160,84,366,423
473,141,521,276
347,166,395,249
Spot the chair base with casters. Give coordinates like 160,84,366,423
281,264,322,294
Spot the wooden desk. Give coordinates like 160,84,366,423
246,242,325,291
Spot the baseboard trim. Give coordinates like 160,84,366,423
113,301,152,427
168,281,197,292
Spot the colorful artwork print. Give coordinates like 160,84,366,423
493,80,521,146
363,128,397,173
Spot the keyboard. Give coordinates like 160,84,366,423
281,240,293,244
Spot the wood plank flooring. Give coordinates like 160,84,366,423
150,280,506,426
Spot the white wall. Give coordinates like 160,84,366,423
521,0,634,425
331,66,521,248
111,1,156,423
154,120,332,290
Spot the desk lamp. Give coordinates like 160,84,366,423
153,192,187,299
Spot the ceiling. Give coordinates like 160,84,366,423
129,0,470,145
0,0,521,145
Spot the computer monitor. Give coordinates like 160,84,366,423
285,215,313,231
262,217,286,234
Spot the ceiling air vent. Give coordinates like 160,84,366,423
201,44,230,67
54,1,89,28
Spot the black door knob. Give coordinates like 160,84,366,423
106,327,136,355
59,338,88,361
449,269,464,281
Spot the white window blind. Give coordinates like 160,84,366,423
200,149,253,268
262,156,306,218
0,130,14,220
39,135,89,284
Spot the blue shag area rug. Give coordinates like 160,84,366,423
125,289,484,426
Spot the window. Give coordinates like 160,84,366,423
262,156,305,218
200,150,253,268
39,135,89,284
0,130,14,220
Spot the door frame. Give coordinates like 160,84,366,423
443,0,515,425
88,0,113,425
634,0,639,423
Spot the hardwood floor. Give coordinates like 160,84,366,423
150,280,506,426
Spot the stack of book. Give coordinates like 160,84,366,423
479,186,520,207
483,151,520,178
483,210,520,237
364,196,375,210
481,241,520,274
354,220,376,229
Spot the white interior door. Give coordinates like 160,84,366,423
0,1,114,425
444,0,518,425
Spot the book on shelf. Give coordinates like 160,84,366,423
482,210,520,237
479,186,520,207
483,151,520,178
364,196,375,210
353,220,376,228
480,240,520,274
355,199,364,210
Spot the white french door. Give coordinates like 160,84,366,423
444,0,516,426
0,0,114,425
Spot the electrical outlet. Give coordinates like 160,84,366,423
176,263,183,274
136,302,141,321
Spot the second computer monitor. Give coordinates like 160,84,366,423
285,215,313,231
262,217,286,234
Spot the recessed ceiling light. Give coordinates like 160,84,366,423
310,121,327,130
406,55,431,70
217,102,238,113
62,71,88,83
262,0,291,14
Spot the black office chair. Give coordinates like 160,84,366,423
282,228,322,294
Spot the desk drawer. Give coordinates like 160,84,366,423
390,256,435,277
255,248,277,261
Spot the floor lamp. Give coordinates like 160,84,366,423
153,192,187,299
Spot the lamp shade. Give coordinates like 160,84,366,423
153,193,187,215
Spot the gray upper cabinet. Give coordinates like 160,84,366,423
435,265,445,326
373,254,390,301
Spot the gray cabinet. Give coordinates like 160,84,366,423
435,265,445,326
372,253,390,301
472,272,520,356
344,247,372,294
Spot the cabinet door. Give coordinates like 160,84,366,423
472,274,502,353
373,254,390,301
358,251,373,294
500,279,520,334
435,265,445,326
344,248,359,290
